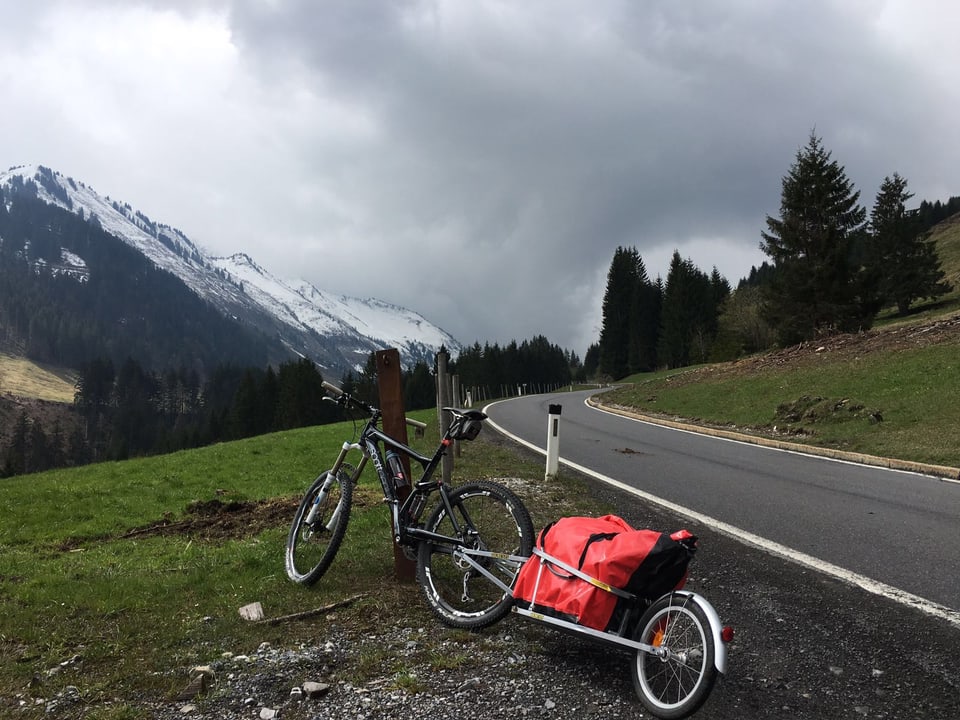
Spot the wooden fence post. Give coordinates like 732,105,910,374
435,348,453,484
452,374,462,458
376,348,416,582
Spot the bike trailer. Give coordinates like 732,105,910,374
512,515,697,632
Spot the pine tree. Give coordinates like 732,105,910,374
599,247,634,379
628,261,661,374
711,285,775,360
403,361,435,410
657,252,716,368
599,246,660,379
27,418,50,473
229,369,263,439
866,174,951,315
3,412,30,476
761,133,869,344
583,343,600,380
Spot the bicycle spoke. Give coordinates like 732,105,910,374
418,482,533,630
632,595,718,718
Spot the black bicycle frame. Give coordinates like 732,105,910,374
356,420,474,549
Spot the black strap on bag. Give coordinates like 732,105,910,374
577,532,619,570
538,524,622,579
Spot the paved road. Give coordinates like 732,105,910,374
484,388,960,613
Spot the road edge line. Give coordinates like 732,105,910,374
587,396,960,483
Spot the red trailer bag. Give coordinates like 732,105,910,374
512,515,696,631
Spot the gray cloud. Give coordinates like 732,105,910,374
2,1,958,356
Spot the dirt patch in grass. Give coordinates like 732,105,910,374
57,496,301,550
121,496,299,542
772,395,883,429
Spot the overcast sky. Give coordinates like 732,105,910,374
3,1,959,357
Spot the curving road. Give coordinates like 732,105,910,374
484,388,960,614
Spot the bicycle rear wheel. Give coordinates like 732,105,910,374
285,468,353,585
417,480,534,630
631,594,718,719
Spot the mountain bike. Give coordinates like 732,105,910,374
285,381,535,630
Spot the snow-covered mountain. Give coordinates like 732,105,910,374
0,164,461,375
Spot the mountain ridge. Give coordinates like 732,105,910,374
0,163,460,377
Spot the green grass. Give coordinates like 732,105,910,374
607,338,960,468
0,412,609,718
2,426,326,546
932,214,960,296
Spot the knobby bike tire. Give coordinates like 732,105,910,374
285,468,353,586
631,593,718,719
417,480,534,630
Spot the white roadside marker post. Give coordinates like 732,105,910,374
545,403,562,480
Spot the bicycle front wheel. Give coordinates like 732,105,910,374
631,594,718,719
285,468,353,585
417,480,534,630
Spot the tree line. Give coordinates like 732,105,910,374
594,133,953,379
336,337,582,409
453,336,584,398
1,335,584,477
1,357,336,476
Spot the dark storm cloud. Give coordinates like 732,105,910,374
3,1,958,354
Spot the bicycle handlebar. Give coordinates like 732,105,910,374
322,381,428,430
321,380,346,397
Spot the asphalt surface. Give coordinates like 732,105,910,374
484,389,960,612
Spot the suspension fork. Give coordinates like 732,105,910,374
304,441,364,527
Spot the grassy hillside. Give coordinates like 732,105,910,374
0,353,75,403
932,213,960,297
606,312,960,470
0,413,607,718
873,212,960,324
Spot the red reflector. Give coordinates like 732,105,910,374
721,626,734,643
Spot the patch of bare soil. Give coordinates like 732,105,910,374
59,483,392,551
57,496,301,551
742,312,958,372
120,496,299,542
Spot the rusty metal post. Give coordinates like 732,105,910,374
376,348,416,582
